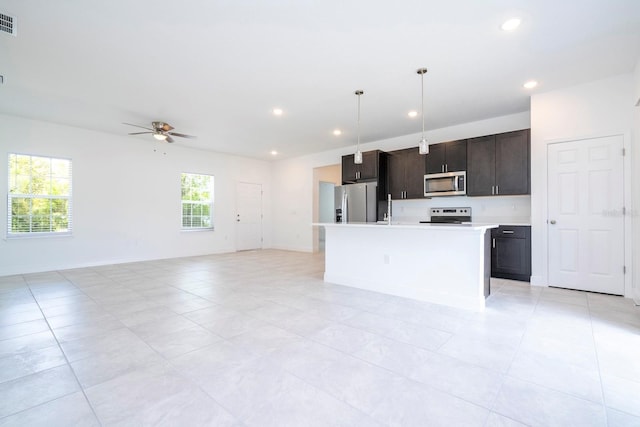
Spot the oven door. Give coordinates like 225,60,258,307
424,171,466,197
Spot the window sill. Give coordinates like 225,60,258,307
181,227,215,233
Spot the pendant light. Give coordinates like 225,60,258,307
417,68,429,155
354,90,364,164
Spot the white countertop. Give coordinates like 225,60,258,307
313,222,498,231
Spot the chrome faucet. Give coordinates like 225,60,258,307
386,194,392,225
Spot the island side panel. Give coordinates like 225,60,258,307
323,225,489,311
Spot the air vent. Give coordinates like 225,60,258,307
0,13,16,36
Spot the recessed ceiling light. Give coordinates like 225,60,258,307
523,80,538,89
333,129,342,136
270,150,278,156
272,108,283,116
501,18,521,31
408,111,418,118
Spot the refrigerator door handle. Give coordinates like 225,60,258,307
342,191,348,223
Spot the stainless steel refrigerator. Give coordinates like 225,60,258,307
334,182,378,223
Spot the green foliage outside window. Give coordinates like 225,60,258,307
8,154,72,235
181,173,213,229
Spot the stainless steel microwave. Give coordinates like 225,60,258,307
424,171,466,197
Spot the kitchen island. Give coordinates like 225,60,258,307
314,222,498,311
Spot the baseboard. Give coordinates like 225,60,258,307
269,244,314,253
529,275,547,287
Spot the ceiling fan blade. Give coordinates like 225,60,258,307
166,136,175,143
123,122,154,131
168,132,196,139
128,131,153,135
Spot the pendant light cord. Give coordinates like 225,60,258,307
421,72,425,138
416,68,429,155
356,90,362,151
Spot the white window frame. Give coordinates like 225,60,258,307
181,172,214,231
7,153,73,238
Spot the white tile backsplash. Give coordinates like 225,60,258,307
391,195,531,225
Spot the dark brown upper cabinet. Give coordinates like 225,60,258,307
425,140,467,174
386,147,426,200
467,129,530,196
341,150,385,184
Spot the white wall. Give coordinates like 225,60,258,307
634,59,640,302
272,111,531,252
530,73,635,296
0,114,272,276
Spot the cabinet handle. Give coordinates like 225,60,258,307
496,185,499,195
502,230,514,234
491,186,495,195
445,164,448,173
492,238,495,248
441,164,444,173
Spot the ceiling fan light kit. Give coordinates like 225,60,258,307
123,121,196,143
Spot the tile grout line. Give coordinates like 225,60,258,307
588,294,612,426
22,274,104,427
482,281,541,424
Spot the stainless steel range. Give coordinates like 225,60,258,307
420,207,471,224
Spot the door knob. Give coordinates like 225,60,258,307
550,220,556,224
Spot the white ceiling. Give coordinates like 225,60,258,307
1,1,639,160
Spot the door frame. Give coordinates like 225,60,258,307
235,181,263,251
541,132,633,297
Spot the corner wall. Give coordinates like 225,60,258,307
0,114,273,276
633,58,640,302
530,73,635,296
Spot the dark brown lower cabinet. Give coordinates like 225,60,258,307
491,225,531,282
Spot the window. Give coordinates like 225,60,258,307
181,173,214,230
8,153,72,236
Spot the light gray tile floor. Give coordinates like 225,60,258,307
0,249,639,426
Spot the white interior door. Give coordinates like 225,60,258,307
547,135,625,295
236,182,263,251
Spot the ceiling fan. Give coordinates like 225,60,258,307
123,121,196,143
